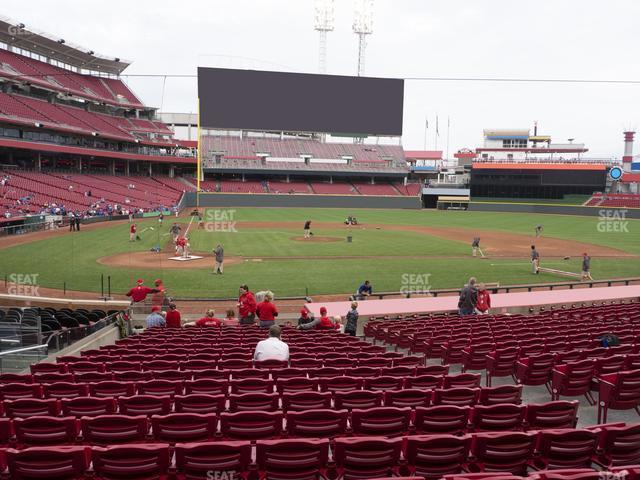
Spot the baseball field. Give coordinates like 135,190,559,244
1,207,639,299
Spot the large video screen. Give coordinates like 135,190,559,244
198,67,404,136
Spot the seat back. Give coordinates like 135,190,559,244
256,438,329,480
174,441,252,479
286,409,348,438
80,415,148,445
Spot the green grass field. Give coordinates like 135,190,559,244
1,208,638,298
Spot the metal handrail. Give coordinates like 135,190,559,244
0,342,48,357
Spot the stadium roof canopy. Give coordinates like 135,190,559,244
0,15,131,75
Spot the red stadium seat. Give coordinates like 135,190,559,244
598,369,640,423
3,398,60,418
228,392,280,412
80,415,148,445
42,382,89,399
414,405,471,435
524,401,579,430
516,353,555,388
61,397,117,417
468,431,536,475
174,394,226,414
530,429,598,471
479,385,523,406
285,408,348,438
6,446,91,479
485,347,520,386
137,379,184,396
593,423,640,468
118,395,172,416
350,406,411,436
551,359,596,403
319,376,363,393
256,438,330,480
92,444,171,479
275,377,319,394
433,388,480,407
89,380,136,398
229,378,274,394
406,434,472,479
468,404,526,432
174,441,252,479
0,383,42,400
333,437,402,479
13,416,79,446
281,391,332,412
150,412,218,443
184,378,229,395
334,389,384,410
383,389,431,409
219,411,283,440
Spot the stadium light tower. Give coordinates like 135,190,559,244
353,0,374,76
314,0,335,74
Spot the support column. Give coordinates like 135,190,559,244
109,159,115,175
169,165,175,178
78,158,82,172
125,160,130,176
286,174,290,183
371,177,375,184
36,153,41,172
148,163,152,177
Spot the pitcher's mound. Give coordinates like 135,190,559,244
290,236,343,243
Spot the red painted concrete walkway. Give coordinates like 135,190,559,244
306,285,640,318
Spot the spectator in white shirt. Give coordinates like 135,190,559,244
253,325,289,362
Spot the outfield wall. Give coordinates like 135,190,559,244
183,192,422,209
469,202,640,219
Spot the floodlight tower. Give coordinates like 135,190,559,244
314,0,335,74
353,0,374,76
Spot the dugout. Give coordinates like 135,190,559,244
437,195,470,210
421,187,471,209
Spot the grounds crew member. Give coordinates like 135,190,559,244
531,245,540,274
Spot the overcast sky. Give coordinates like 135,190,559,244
9,1,640,157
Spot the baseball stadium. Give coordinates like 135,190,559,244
0,2,640,479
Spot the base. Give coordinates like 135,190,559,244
168,255,204,262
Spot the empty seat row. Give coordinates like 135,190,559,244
0,384,539,418
2,426,639,479
0,398,586,441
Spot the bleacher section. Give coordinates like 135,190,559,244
0,48,143,108
587,193,640,208
1,171,190,217
1,307,640,478
0,93,172,142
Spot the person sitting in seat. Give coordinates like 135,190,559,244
145,306,165,328
253,325,289,361
185,309,223,327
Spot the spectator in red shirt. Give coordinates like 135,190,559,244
256,291,278,328
165,303,182,328
318,307,340,330
126,279,159,304
238,284,257,326
186,309,223,327
475,283,491,314
151,278,166,309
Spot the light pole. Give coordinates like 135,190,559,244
314,0,335,74
353,0,374,77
